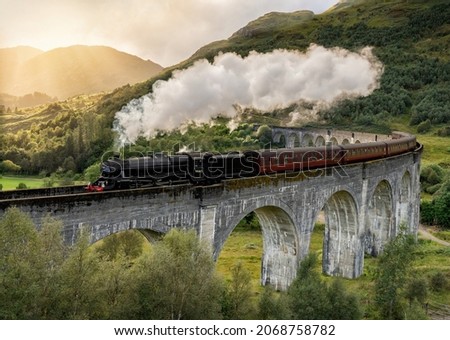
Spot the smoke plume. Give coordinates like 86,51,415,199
114,44,383,144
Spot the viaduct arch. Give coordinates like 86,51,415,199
270,126,389,148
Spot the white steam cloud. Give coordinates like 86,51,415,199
114,44,383,144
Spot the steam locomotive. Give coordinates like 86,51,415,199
85,133,418,192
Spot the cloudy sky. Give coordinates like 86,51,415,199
0,0,338,66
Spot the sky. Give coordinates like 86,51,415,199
0,0,338,67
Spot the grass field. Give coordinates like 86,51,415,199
389,115,450,168
0,176,48,190
216,226,264,295
0,175,87,191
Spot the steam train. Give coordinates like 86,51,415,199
85,133,418,192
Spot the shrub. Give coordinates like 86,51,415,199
16,183,27,189
405,277,428,306
256,125,272,147
429,272,448,292
437,126,450,137
59,177,74,186
43,177,55,188
420,201,435,225
0,160,21,173
433,192,450,229
420,164,445,187
417,120,432,133
425,183,442,195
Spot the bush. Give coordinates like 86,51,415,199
421,192,450,229
420,201,435,225
42,177,56,188
258,286,290,320
83,163,101,183
59,177,74,186
256,125,272,147
425,183,442,195
0,183,3,191
433,192,450,229
420,164,445,187
405,277,428,306
287,253,361,320
417,120,432,133
0,160,21,173
235,212,260,230
429,272,448,292
437,126,450,137
16,183,27,189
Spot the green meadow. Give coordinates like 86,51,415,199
0,176,47,191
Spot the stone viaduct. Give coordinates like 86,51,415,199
0,128,422,290
270,126,391,147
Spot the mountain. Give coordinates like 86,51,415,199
0,45,163,102
230,10,314,39
0,46,43,97
0,46,42,66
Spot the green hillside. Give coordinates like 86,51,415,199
188,0,449,127
0,0,449,176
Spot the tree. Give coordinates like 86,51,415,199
236,212,260,230
258,286,290,320
420,200,435,225
433,192,450,229
221,262,254,319
95,254,137,319
84,162,101,182
0,208,40,319
374,228,417,319
327,279,362,320
287,253,361,320
287,253,330,319
33,215,67,319
96,230,144,261
58,228,102,319
132,229,223,319
256,125,272,147
0,159,21,173
62,156,77,173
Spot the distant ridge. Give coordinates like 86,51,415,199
0,45,163,101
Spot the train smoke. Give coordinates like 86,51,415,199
114,44,383,144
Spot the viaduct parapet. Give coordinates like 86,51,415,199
270,126,391,148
